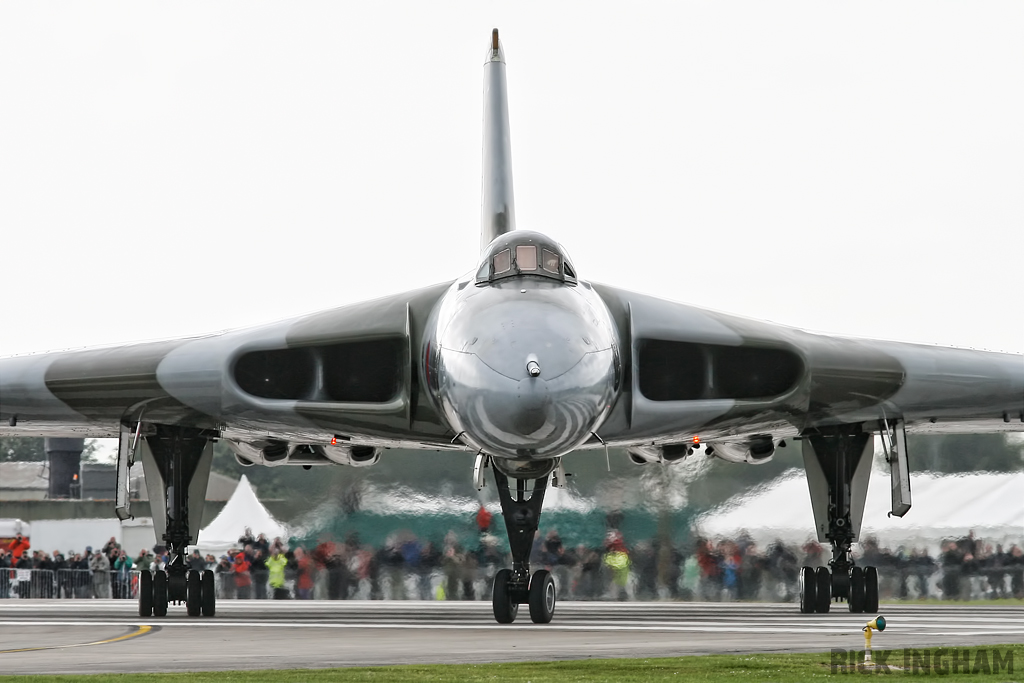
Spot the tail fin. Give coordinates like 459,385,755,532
480,28,516,252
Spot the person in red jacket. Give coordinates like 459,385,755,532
476,505,493,533
233,552,252,599
9,533,30,563
294,546,314,599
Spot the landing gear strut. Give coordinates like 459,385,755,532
799,427,879,614
490,467,555,624
136,425,216,618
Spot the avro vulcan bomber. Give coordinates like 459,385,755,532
1,30,1022,623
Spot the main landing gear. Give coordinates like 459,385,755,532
489,466,556,624
140,565,214,618
135,425,217,618
800,565,878,614
799,428,879,614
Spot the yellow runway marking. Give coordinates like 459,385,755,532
0,624,154,654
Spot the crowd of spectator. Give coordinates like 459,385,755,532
163,526,1024,604
0,533,142,599
683,531,1024,602
5,523,1024,603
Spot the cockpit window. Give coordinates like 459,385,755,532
493,248,511,274
541,248,560,274
476,231,578,286
516,245,537,271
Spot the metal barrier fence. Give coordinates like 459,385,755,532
0,565,1013,601
0,569,271,600
0,569,139,599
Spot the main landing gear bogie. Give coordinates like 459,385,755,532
140,568,216,618
800,564,879,614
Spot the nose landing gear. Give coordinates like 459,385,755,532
489,466,555,624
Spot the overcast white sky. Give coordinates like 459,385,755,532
1,2,1022,358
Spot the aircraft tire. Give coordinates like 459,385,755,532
153,570,168,617
138,570,153,617
864,566,879,613
831,566,850,602
799,567,816,613
492,568,518,624
848,566,865,613
201,570,216,617
186,570,202,617
528,569,556,624
814,567,831,613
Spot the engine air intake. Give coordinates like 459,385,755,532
233,338,405,403
637,339,803,402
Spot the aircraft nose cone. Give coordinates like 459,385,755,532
432,280,621,460
505,377,550,435
437,347,617,459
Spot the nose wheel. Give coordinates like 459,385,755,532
492,568,518,624
491,568,556,624
528,569,556,624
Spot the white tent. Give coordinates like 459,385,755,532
195,475,287,555
695,468,1024,553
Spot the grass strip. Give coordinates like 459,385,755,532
4,645,1024,682
883,598,1024,606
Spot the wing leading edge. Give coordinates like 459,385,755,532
590,282,1024,446
0,281,456,448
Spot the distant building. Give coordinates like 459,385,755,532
0,462,49,501
0,461,239,502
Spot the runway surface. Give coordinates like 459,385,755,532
3,600,1024,674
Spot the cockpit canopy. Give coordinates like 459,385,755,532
476,231,577,285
